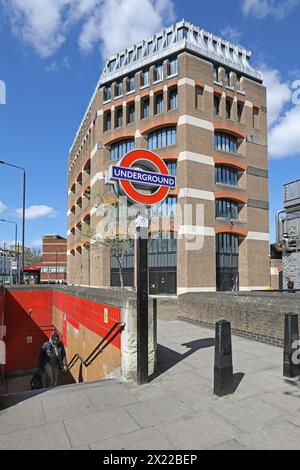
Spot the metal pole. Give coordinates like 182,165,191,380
21,170,26,282
135,215,149,385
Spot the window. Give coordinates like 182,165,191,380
237,102,244,123
127,103,135,124
128,50,134,63
214,94,221,115
141,69,150,87
214,132,238,154
150,196,177,217
155,92,164,114
103,84,112,101
169,87,178,110
127,74,135,92
253,107,260,129
157,36,163,50
110,139,135,160
213,64,219,82
195,86,204,110
141,97,150,119
166,31,173,46
215,166,238,186
216,199,238,220
154,63,163,82
116,80,123,97
136,47,142,59
168,57,178,76
224,70,230,86
148,127,176,150
226,98,232,119
177,27,188,41
166,160,177,176
115,107,123,128
104,111,111,131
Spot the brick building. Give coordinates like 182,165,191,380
41,235,67,284
67,20,269,294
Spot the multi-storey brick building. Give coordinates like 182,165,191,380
41,235,67,284
67,20,269,295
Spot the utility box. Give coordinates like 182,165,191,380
284,180,300,210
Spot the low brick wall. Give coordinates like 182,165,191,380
178,291,300,348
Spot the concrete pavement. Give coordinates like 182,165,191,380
1,319,300,450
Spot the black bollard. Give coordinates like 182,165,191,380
214,320,233,396
283,313,300,378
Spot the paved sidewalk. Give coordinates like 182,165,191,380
1,319,300,450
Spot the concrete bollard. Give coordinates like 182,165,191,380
214,320,233,396
283,313,300,378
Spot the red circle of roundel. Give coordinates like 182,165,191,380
118,149,170,205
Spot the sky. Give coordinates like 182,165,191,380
0,0,299,250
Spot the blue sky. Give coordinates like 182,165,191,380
0,0,299,250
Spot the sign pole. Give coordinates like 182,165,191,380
135,214,149,385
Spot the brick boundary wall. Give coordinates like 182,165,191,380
177,292,300,348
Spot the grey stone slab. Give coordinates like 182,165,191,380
126,394,194,428
41,389,95,423
259,389,300,414
153,370,210,393
0,399,45,435
238,420,300,450
90,426,175,450
0,421,71,450
64,407,139,448
214,396,286,432
204,438,247,450
85,384,138,411
171,385,225,413
158,411,240,450
232,357,278,375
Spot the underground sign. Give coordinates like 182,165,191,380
108,149,176,205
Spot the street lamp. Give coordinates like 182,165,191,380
0,161,26,281
0,219,18,283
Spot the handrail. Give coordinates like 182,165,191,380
67,321,125,372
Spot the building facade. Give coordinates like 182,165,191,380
67,20,270,294
41,235,67,284
0,248,19,284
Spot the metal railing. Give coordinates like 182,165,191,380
67,321,125,372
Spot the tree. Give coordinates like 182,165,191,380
24,247,42,266
83,191,135,289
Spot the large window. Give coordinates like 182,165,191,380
141,97,150,119
154,63,163,82
168,57,178,76
127,74,135,92
214,132,238,154
115,107,123,128
110,139,135,160
116,80,123,97
148,126,176,150
103,84,112,101
216,199,238,220
215,166,238,186
166,160,177,176
169,88,178,110
104,111,111,132
141,69,150,87
155,92,164,114
127,103,135,124
149,196,177,217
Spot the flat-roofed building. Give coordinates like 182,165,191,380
41,235,67,284
67,20,269,294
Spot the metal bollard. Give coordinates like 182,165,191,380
214,320,233,396
283,313,300,378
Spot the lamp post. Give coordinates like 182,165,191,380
0,219,18,283
0,161,26,281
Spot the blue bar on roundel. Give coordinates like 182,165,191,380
111,166,176,189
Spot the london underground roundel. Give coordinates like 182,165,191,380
109,149,176,206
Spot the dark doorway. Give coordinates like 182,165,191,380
216,233,239,292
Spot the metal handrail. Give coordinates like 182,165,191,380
67,321,125,372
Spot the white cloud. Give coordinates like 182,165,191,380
3,0,175,59
262,67,291,127
220,26,243,44
242,0,299,19
0,201,7,214
263,67,300,159
269,105,300,158
30,239,42,248
15,205,57,219
45,56,71,72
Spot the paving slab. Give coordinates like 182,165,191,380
64,407,140,448
90,427,175,450
0,399,45,435
41,389,95,423
125,394,194,428
157,411,240,450
0,421,71,450
237,420,300,450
